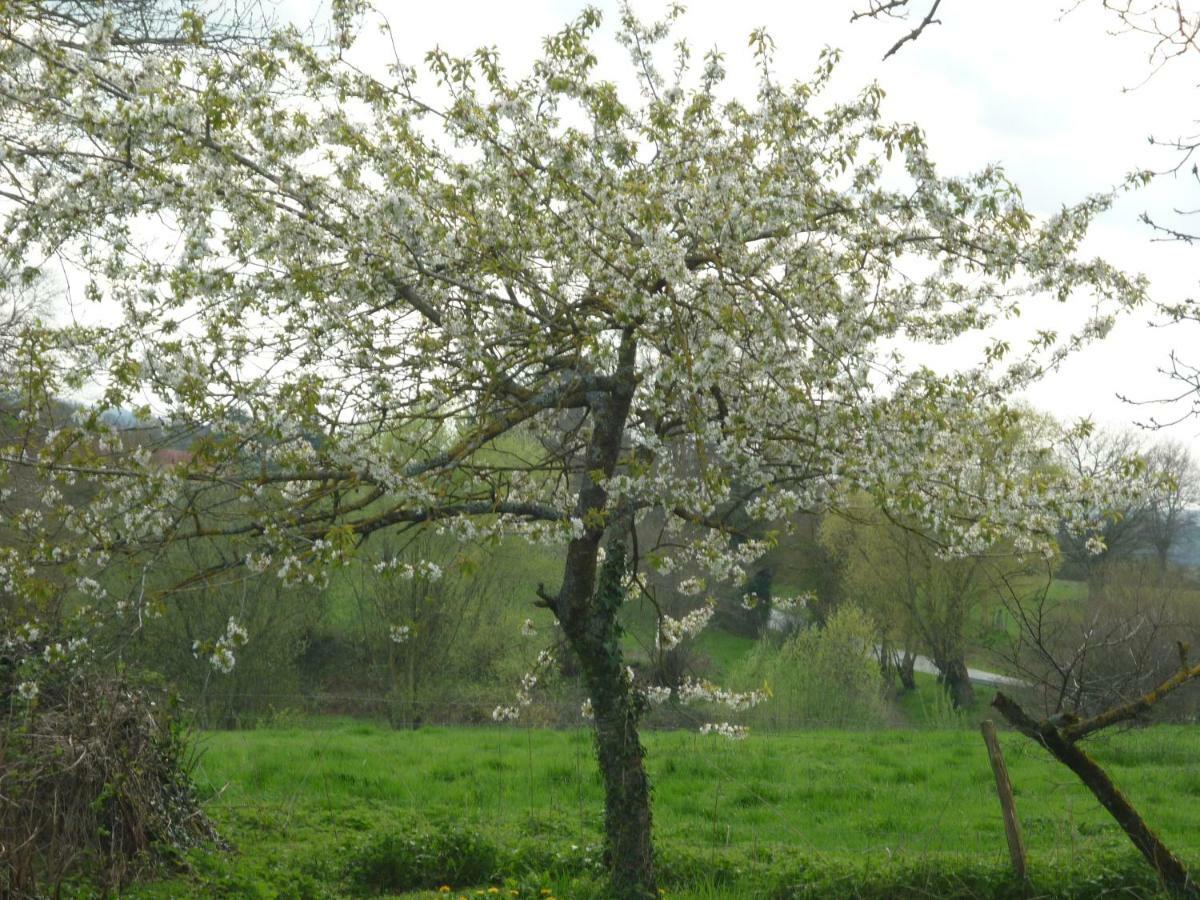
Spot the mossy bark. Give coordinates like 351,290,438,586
561,543,655,899
993,692,1197,897
542,332,656,897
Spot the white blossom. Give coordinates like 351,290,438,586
657,603,715,651
700,722,748,740
492,705,519,723
645,685,672,705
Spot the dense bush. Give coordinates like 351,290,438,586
0,623,217,897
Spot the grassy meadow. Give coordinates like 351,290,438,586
123,718,1200,899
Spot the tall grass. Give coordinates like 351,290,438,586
122,720,1200,897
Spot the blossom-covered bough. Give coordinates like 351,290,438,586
0,1,1145,895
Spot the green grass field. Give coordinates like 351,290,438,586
124,719,1200,898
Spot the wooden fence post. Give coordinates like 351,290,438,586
981,718,1028,882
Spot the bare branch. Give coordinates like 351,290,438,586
850,0,946,59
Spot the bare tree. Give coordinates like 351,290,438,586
851,1,1199,64
995,558,1198,717
849,0,946,60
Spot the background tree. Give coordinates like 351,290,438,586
822,504,998,707
1051,425,1197,586
1054,425,1155,588
1143,440,1200,569
0,3,1144,895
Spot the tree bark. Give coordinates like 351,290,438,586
541,332,656,898
560,542,655,899
993,692,1197,897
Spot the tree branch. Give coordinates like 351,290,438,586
1063,643,1200,740
850,0,946,59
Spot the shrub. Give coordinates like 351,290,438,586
0,624,217,897
740,605,887,728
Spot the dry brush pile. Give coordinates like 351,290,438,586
1,625,218,896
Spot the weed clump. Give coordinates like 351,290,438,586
345,821,499,893
1,625,217,897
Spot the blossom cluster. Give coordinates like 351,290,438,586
492,649,556,723
677,678,766,712
645,685,672,705
373,558,444,580
193,618,249,674
657,603,715,651
700,722,749,740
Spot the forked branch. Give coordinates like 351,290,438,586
993,653,1200,897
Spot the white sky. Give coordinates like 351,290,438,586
313,0,1199,449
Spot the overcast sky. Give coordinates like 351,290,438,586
313,0,1199,445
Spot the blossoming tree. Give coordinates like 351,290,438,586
0,1,1144,894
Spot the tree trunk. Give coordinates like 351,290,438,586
939,657,975,708
993,692,1197,897
559,542,655,899
540,332,656,897
898,649,917,692
877,639,894,685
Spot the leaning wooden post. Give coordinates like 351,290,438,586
981,719,1028,882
